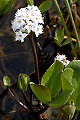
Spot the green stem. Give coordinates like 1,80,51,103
53,0,77,59
64,0,80,49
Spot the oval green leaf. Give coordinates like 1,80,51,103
61,68,74,91
67,60,80,83
41,60,63,98
30,82,51,104
55,28,64,46
39,0,52,13
49,90,72,108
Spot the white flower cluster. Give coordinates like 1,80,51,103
54,54,70,66
11,5,44,42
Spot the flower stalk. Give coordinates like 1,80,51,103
29,33,40,84
8,88,29,113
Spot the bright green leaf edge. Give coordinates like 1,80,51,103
49,90,73,108
41,60,63,98
61,68,74,91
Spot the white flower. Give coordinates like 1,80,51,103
11,5,44,42
15,31,28,42
54,53,70,66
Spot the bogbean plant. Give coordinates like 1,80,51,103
2,0,80,119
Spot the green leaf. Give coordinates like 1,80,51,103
41,60,63,98
0,0,15,15
61,38,72,46
55,28,64,46
3,76,11,87
39,0,52,13
0,0,9,12
71,78,78,90
49,90,72,108
25,0,34,6
67,60,80,83
61,68,74,91
74,82,80,110
18,74,30,92
66,61,80,109
70,0,77,4
68,82,80,110
67,85,78,107
30,82,51,104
